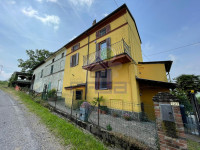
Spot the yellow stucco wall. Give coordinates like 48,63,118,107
138,64,168,82
140,87,169,120
62,9,169,115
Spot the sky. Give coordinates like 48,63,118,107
0,0,200,81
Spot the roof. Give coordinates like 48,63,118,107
14,72,32,76
64,83,86,90
63,3,141,49
138,61,173,72
136,77,176,89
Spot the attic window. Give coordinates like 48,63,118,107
72,43,80,52
61,52,64,58
96,24,110,38
52,58,55,63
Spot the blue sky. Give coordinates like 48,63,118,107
0,0,200,81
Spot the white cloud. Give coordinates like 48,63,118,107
8,0,16,5
22,7,60,30
68,0,94,7
36,0,57,2
0,70,12,81
168,54,177,62
103,13,108,17
142,41,154,51
69,35,77,41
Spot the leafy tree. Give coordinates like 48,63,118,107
197,96,200,104
175,74,200,94
8,72,17,87
172,74,200,113
171,89,193,114
18,49,52,73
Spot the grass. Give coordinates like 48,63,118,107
0,83,107,150
187,139,200,150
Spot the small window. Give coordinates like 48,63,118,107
76,90,83,100
99,28,106,37
61,52,64,58
96,24,110,38
40,69,43,78
70,53,79,67
95,69,112,90
52,58,55,63
50,65,54,74
72,43,80,52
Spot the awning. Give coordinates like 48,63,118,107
64,83,86,90
136,77,176,89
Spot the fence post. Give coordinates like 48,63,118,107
98,92,100,127
71,89,74,117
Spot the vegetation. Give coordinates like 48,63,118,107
47,88,57,98
8,73,17,87
106,124,112,131
187,139,200,150
172,74,200,113
0,85,107,150
92,96,104,106
18,49,52,73
174,74,200,94
123,113,132,121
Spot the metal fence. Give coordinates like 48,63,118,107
42,91,158,149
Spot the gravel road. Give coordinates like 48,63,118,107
0,89,68,150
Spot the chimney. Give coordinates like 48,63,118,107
92,19,96,26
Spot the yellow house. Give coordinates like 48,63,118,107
62,4,176,120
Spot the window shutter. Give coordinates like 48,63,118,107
106,38,111,48
96,43,100,62
70,55,73,67
77,43,80,49
95,71,100,90
76,53,79,66
71,47,74,52
106,24,111,33
96,31,100,38
107,69,112,89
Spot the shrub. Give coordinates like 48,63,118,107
47,89,57,98
106,124,112,131
123,113,132,121
112,112,119,117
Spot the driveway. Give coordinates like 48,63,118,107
0,90,65,150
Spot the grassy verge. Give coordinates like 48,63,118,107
187,139,200,150
0,84,107,150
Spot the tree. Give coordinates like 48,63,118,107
18,49,52,73
8,72,17,87
175,74,200,94
172,74,200,113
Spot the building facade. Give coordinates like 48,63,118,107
32,47,67,95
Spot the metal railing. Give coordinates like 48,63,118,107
83,39,132,66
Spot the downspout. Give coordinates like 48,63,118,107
85,33,90,100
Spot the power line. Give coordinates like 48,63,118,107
147,41,200,56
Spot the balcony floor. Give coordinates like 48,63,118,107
82,53,132,71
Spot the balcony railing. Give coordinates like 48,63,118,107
83,40,132,67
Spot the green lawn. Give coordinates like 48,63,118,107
187,139,200,150
0,84,107,150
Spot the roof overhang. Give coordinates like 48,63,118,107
136,77,176,89
64,83,86,90
138,61,173,72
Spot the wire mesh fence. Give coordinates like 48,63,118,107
41,91,158,149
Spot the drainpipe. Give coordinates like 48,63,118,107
85,33,90,100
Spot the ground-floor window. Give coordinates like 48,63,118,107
76,90,83,100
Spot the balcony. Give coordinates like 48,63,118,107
82,40,133,71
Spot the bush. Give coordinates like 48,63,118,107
112,112,119,117
123,113,132,121
106,124,112,131
47,89,57,98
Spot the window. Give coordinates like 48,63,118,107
96,38,111,61
96,24,110,38
50,65,54,74
95,69,112,90
40,69,43,78
70,53,79,67
76,90,83,100
61,52,64,58
52,58,55,63
72,43,80,52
